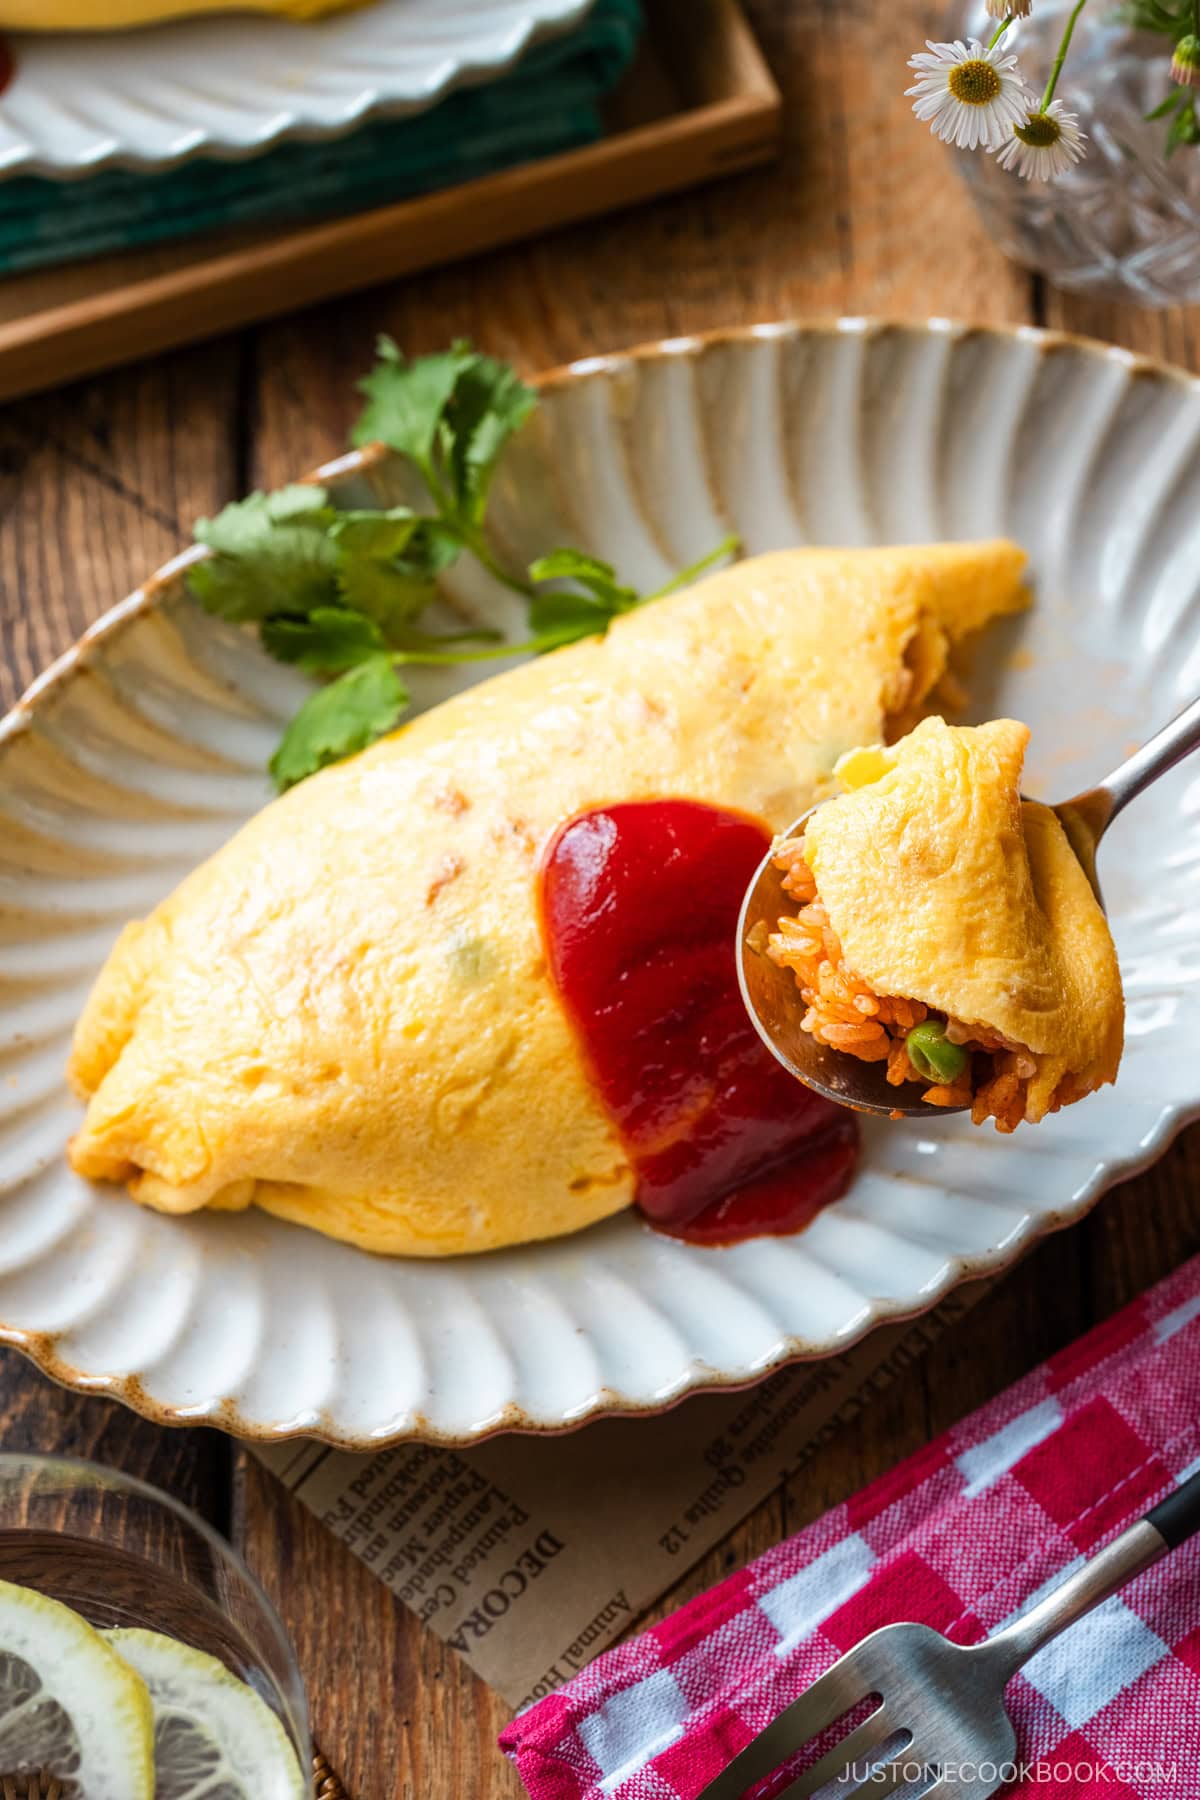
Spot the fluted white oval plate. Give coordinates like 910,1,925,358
2,319,1199,1448
0,0,594,177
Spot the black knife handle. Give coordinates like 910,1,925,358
1146,1466,1200,1550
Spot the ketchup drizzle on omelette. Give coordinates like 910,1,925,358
539,800,858,1244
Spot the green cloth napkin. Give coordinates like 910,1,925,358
0,0,643,274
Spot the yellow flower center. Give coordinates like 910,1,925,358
1015,111,1062,148
947,59,1002,106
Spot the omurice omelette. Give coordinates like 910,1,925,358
69,542,1030,1255
767,715,1124,1131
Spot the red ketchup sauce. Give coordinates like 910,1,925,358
539,800,858,1245
0,38,13,98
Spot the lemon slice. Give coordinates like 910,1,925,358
106,1628,306,1800
0,1578,154,1798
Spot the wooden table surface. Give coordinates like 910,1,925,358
1,3,1198,1794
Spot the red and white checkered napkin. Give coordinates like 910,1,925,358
501,1256,1200,1800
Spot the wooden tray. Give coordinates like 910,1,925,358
0,0,778,403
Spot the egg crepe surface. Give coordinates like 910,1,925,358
69,542,1029,1256
0,0,360,26
804,715,1124,1117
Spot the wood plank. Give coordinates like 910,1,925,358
0,338,245,708
0,1350,230,1525
235,1456,518,1800
1039,292,1200,369
652,0,778,109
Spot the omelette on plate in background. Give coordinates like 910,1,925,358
0,0,363,25
69,540,1073,1259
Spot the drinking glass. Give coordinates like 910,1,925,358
949,0,1200,304
0,1451,311,1792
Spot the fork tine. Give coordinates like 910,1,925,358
773,1710,904,1800
696,1660,879,1800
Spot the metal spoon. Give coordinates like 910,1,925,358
736,695,1200,1119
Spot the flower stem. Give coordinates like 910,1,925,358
988,15,1013,49
1042,0,1089,110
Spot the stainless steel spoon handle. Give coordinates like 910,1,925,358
1066,692,1200,844
979,1467,1200,1683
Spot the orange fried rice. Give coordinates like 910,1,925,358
766,838,1085,1133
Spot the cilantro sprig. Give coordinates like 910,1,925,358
188,339,738,790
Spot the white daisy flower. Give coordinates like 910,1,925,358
907,39,1031,152
995,100,1088,179
985,1,1033,17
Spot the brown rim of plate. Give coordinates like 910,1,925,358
0,317,1197,1451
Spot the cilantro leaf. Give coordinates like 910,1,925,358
269,656,409,790
526,536,741,651
261,607,386,673
329,507,421,560
446,356,538,522
526,550,634,650
527,591,618,650
337,557,439,630
351,337,476,478
190,486,339,622
201,483,333,541
411,519,467,575
351,337,536,551
328,509,462,574
530,548,638,612
330,512,461,630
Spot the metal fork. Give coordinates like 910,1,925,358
699,1468,1200,1800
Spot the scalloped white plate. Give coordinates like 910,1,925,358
2,319,1200,1447
0,0,595,177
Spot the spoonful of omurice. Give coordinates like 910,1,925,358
737,698,1200,1130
